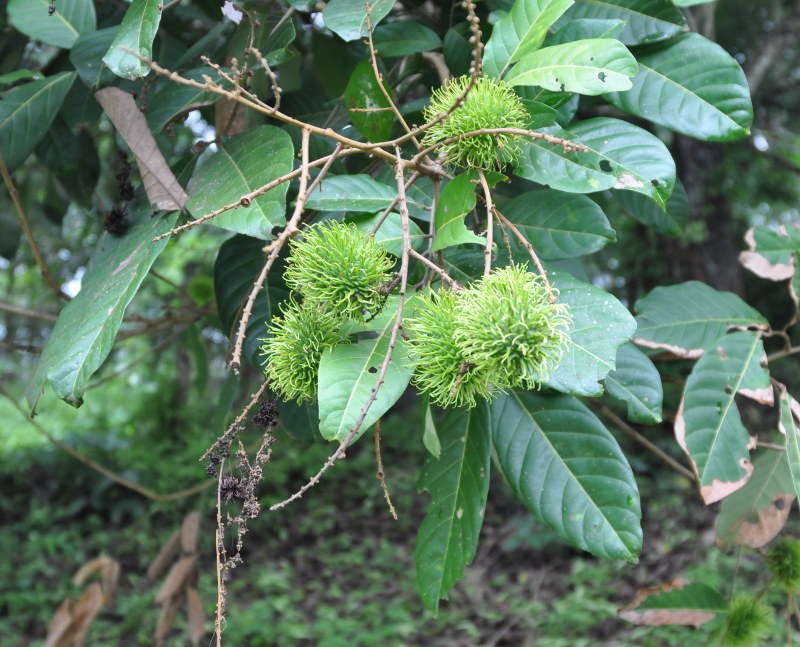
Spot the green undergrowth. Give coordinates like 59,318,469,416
0,396,787,646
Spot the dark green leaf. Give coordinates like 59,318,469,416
317,314,413,442
70,28,119,88
322,0,396,42
348,211,426,257
633,282,768,357
619,580,727,626
103,0,163,80
306,174,396,213
373,22,442,56
490,390,642,561
0,72,76,173
8,0,96,49
0,198,22,259
545,270,637,396
546,18,626,45
27,207,179,411
186,125,294,239
345,60,394,143
716,448,794,550
422,401,441,458
562,0,686,46
605,34,753,142
676,332,772,504
500,189,616,259
214,235,291,370
604,342,663,424
432,171,485,253
443,23,472,78
778,385,800,503
618,178,688,236
482,0,574,78
505,39,638,96
0,70,43,86
415,402,491,612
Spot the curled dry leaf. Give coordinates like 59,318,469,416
95,87,188,212
44,598,76,647
155,554,198,606
71,556,120,601
154,593,183,647
70,583,105,647
619,578,725,627
181,511,201,554
147,527,181,581
186,586,205,646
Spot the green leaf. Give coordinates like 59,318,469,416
505,39,638,96
345,60,394,143
373,22,442,56
70,28,119,88
672,0,715,5
27,207,179,412
103,0,163,80
214,235,291,370
322,0,396,42
431,171,485,253
545,270,637,396
422,401,441,458
676,331,772,504
0,70,43,87
546,18,625,45
482,0,575,79
605,33,753,142
146,67,223,134
500,189,615,259
415,402,491,612
347,211,426,257
0,72,76,173
317,315,414,442
633,281,768,358
443,23,473,78
306,174,396,213
8,0,95,49
716,449,794,550
0,198,22,259
490,390,641,561
604,342,663,424
562,0,686,46
739,224,800,285
618,178,688,236
777,385,800,503
619,580,727,626
186,126,294,239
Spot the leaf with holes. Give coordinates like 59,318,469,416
415,403,491,612
491,390,641,561
561,0,686,46
103,0,162,80
500,189,615,259
618,178,688,236
0,72,76,173
605,33,753,142
306,174,396,213
545,270,636,397
27,206,178,412
187,126,293,239
604,342,663,424
505,39,638,96
619,579,727,627
715,449,794,549
317,315,413,442
323,0,396,42
633,282,768,358
214,235,291,370
675,331,772,504
8,0,95,49
482,0,575,78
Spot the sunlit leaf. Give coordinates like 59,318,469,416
431,171,485,253
322,0,396,42
103,0,163,80
306,175,397,213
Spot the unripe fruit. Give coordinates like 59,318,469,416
765,538,800,592
722,595,771,647
422,76,528,170
285,221,394,321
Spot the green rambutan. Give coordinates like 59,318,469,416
722,595,772,647
766,538,800,592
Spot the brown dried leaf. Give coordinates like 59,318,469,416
95,87,188,211
147,528,181,581
101,559,121,602
181,511,201,554
618,579,718,627
155,555,198,606
738,228,795,281
186,587,205,646
72,557,120,599
727,493,794,548
154,593,182,647
631,337,704,360
71,582,105,647
44,598,76,647
215,96,248,136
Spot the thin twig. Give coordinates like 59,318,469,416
494,208,555,303
477,169,494,277
369,171,420,237
0,302,58,321
270,147,412,511
200,379,271,462
214,461,225,646
408,248,460,290
1,388,212,502
768,346,800,363
589,399,696,482
0,148,68,300
374,419,397,520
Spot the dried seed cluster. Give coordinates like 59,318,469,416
422,76,528,170
261,221,394,403
406,265,571,408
